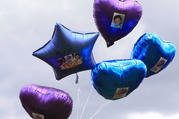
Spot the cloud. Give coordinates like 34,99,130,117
0,0,178,119
127,112,179,119
4,115,28,119
93,22,146,63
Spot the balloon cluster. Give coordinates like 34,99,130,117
19,0,176,119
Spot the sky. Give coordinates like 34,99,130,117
0,0,179,119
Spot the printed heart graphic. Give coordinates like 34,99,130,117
93,0,142,47
91,59,146,100
131,33,176,77
19,84,73,119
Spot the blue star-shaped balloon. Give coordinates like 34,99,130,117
33,23,99,80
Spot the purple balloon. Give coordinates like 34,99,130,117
93,0,142,47
19,84,73,119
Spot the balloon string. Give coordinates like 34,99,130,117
77,86,80,119
89,100,112,119
75,73,79,84
79,86,93,119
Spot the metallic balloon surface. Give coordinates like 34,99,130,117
19,84,73,119
33,23,99,80
131,33,176,77
91,59,146,100
93,0,142,47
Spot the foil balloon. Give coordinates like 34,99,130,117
91,59,146,100
93,0,142,47
131,33,176,77
33,23,99,80
19,84,73,119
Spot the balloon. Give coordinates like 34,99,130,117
33,23,99,80
131,33,176,77
19,84,73,119
91,59,146,100
93,0,142,47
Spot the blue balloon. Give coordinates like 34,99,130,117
131,33,176,77
33,23,99,80
91,59,146,100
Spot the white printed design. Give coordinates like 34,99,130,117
113,87,129,99
151,57,167,73
32,113,45,119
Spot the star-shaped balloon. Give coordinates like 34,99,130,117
33,23,99,80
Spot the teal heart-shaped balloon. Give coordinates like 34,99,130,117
131,33,176,77
91,59,146,100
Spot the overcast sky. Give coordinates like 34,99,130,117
0,0,179,119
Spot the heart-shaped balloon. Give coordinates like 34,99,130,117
91,59,146,100
93,0,142,47
131,33,176,77
19,84,73,119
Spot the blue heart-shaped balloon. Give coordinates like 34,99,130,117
131,33,176,77
91,59,146,100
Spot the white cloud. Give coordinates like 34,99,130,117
127,112,179,119
4,115,28,119
93,22,146,63
0,0,178,119
0,96,16,110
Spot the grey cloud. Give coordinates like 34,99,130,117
0,0,179,119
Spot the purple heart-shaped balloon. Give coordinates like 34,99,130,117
19,84,73,119
93,0,142,47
